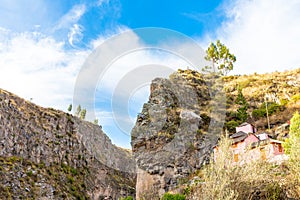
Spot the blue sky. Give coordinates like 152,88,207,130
0,0,300,148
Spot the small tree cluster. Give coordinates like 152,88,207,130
74,105,86,120
252,102,283,119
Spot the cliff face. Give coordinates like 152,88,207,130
131,71,225,198
131,68,300,198
0,89,136,199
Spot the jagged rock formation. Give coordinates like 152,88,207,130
131,71,225,198
0,89,136,199
131,68,300,199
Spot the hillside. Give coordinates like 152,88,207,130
173,68,300,136
0,89,136,199
0,68,299,199
132,68,300,199
223,69,300,134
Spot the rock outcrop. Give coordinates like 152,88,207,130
0,88,136,199
132,68,300,199
131,70,225,198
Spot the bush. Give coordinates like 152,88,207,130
252,102,283,119
225,120,239,133
252,108,265,118
291,94,300,103
266,182,283,200
120,196,133,200
279,98,289,106
161,193,185,200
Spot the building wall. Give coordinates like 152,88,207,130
213,136,286,164
271,143,284,156
236,124,256,133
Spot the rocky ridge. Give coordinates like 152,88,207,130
131,71,225,198
131,68,300,199
0,88,136,199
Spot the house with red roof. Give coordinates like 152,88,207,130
214,123,287,164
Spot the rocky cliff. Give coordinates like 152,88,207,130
131,71,225,198
0,88,136,199
131,68,300,199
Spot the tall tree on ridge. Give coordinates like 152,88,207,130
204,40,236,75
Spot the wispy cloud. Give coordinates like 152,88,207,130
97,0,110,7
54,4,86,31
68,24,84,47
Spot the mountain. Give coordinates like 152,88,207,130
131,68,300,199
0,89,136,199
1,68,299,199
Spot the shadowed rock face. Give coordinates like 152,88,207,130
131,70,224,198
0,88,136,199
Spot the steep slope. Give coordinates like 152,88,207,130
0,89,136,199
132,68,300,198
131,72,225,198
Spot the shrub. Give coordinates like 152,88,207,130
26,170,33,177
252,108,265,118
279,98,289,106
120,196,133,200
291,94,300,103
161,193,185,200
225,120,239,133
266,182,283,200
252,102,282,119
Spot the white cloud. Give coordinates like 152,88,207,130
0,29,89,111
54,4,86,31
213,0,300,74
68,24,84,47
0,0,49,31
0,27,207,147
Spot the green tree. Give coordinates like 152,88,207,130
283,111,300,194
80,109,86,120
235,88,248,122
283,112,300,155
204,40,236,75
225,120,240,133
75,105,81,117
93,119,99,125
67,104,72,112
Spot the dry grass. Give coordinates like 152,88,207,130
186,135,298,200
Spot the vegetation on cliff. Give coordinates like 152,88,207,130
133,68,300,199
0,88,136,199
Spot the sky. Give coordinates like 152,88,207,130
0,0,300,148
